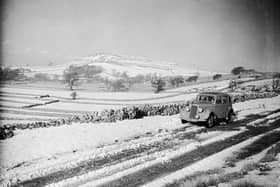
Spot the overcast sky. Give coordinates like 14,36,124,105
1,0,280,72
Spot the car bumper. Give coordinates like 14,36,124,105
180,111,208,122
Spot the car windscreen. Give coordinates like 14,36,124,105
197,95,215,104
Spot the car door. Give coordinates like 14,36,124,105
215,95,224,118
221,95,230,118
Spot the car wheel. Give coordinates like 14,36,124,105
7,131,14,138
0,133,7,140
226,111,234,124
207,114,217,128
181,119,188,124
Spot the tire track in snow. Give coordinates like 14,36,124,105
10,109,280,187
11,125,202,187
82,117,280,187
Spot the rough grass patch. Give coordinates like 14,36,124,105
260,142,280,163
224,156,238,167
223,131,280,167
231,180,277,187
164,169,222,187
232,180,265,187
240,162,259,174
188,176,220,187
236,131,280,160
178,174,232,187
260,153,276,162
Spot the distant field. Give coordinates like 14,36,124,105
0,78,270,127
0,73,241,92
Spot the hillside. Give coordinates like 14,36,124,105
21,54,221,79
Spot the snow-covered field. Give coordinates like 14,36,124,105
1,78,268,127
0,116,183,167
144,132,272,187
0,79,231,126
1,80,227,101
240,78,273,87
1,94,279,186
2,95,279,166
0,77,279,187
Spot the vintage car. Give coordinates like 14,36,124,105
180,92,235,128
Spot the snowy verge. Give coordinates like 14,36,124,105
143,128,280,187
235,95,280,120
61,130,244,187
0,96,279,186
247,112,280,126
1,125,202,186
0,116,182,168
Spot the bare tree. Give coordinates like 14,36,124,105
63,66,79,90
110,79,126,91
70,91,77,100
186,75,199,82
213,74,222,80
0,67,27,81
169,76,184,87
151,78,166,93
231,66,245,75
34,73,50,81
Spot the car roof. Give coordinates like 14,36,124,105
198,92,229,96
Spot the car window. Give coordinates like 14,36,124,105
216,96,222,104
197,95,215,104
221,96,228,104
208,96,215,103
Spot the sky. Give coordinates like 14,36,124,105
1,0,280,73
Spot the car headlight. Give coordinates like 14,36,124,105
198,107,204,113
186,106,190,112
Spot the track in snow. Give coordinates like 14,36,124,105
97,120,280,187
12,109,280,187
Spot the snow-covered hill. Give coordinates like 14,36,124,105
79,54,218,77
22,54,221,79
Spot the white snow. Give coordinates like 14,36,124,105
0,116,182,168
76,54,218,77
1,80,225,101
0,96,279,173
0,79,231,114
143,129,279,187
0,125,203,186
20,54,219,79
234,96,280,120
51,130,243,187
0,76,279,186
247,112,280,127
2,78,275,116
226,142,278,174
241,79,273,87
0,113,58,121
166,80,230,92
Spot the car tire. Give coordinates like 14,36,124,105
226,111,234,124
181,119,188,124
207,114,217,128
